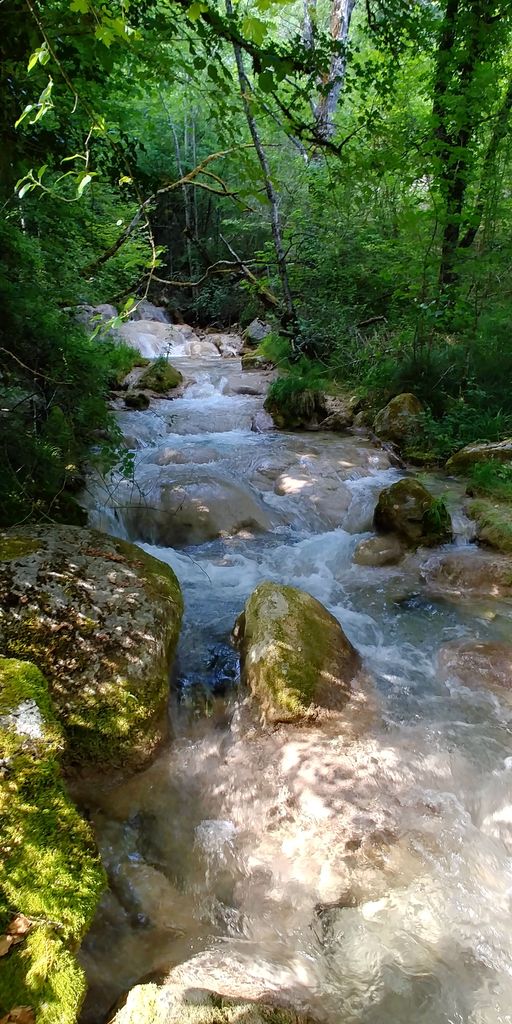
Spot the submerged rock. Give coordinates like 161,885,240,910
421,548,512,601
0,526,183,774
353,534,405,567
234,581,360,724
446,439,512,473
121,471,277,547
0,657,104,1024
374,478,452,547
438,640,512,692
111,983,317,1024
373,393,423,444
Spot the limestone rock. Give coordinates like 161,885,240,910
0,657,104,1024
124,391,150,410
467,498,512,554
208,332,244,357
264,387,359,432
438,640,512,691
243,318,272,347
121,472,278,547
251,410,275,433
374,478,452,547
234,581,360,723
138,358,183,394
420,548,512,601
0,526,183,774
129,300,170,323
353,535,405,567
373,393,423,444
446,439,512,473
241,349,273,371
111,983,316,1024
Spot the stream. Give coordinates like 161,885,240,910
79,339,512,1024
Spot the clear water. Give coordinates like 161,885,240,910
79,350,512,1024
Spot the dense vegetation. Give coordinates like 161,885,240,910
2,0,512,525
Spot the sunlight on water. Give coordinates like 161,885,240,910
81,347,512,1024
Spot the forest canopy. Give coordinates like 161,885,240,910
2,0,512,524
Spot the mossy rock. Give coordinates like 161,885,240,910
138,358,183,394
467,498,512,554
446,439,512,473
353,534,405,567
112,983,317,1024
233,581,360,724
0,525,183,775
0,657,104,1024
373,393,423,444
374,478,452,548
124,391,150,410
241,348,273,372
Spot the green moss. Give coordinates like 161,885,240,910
0,658,104,1024
125,391,150,410
0,530,183,772
374,478,452,547
0,537,41,561
468,498,512,554
139,358,183,393
238,582,358,723
112,984,316,1024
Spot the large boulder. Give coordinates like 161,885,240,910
129,300,170,323
120,472,278,547
243,318,272,347
446,439,512,473
233,582,360,723
374,478,452,547
111,984,315,1024
0,658,104,1024
138,358,183,394
438,640,512,692
373,393,423,444
467,498,512,554
264,387,359,431
0,527,183,774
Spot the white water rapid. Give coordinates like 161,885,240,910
79,342,512,1024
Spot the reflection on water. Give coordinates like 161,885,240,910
80,349,512,1024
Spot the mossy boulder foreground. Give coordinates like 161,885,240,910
446,439,512,473
374,478,452,548
0,658,104,1024
233,582,360,724
467,498,512,554
373,393,423,444
0,525,183,775
138,357,183,394
111,984,316,1024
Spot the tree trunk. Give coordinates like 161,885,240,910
226,0,296,326
315,0,356,141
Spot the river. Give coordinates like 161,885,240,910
79,340,512,1024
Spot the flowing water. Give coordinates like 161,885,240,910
79,343,512,1024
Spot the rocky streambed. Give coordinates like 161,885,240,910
2,314,512,1024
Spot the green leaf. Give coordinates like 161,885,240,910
122,296,136,313
15,105,33,129
18,182,35,199
258,70,274,93
187,1,208,21
118,174,132,184
37,164,47,180
77,173,93,196
70,0,90,11
241,15,267,45
95,24,115,47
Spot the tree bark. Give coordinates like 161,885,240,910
226,0,296,325
315,0,357,141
